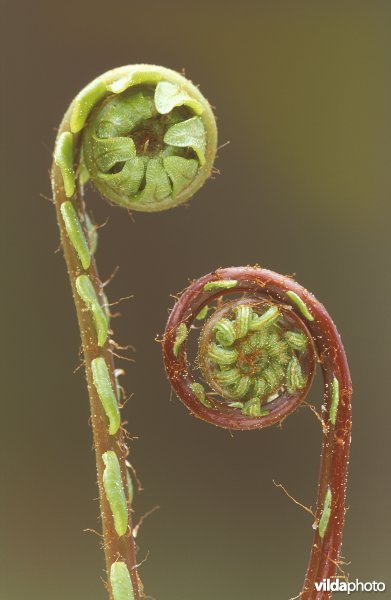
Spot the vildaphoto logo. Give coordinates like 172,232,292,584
314,579,386,594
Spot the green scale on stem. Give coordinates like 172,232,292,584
200,303,308,417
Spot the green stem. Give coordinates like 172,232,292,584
52,164,141,599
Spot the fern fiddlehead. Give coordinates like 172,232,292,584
51,65,217,600
163,266,352,599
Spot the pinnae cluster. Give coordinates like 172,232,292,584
83,82,207,208
55,65,217,213
199,301,308,417
163,269,316,430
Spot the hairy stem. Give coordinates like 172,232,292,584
52,163,141,600
163,266,352,599
51,65,217,599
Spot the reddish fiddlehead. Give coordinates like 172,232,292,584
162,266,352,599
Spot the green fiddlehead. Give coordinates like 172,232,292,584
198,299,309,416
56,65,217,212
51,64,217,600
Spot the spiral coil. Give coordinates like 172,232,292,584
163,266,352,599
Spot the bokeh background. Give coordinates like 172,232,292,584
2,1,391,598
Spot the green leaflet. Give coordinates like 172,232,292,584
242,397,269,417
203,280,238,292
163,156,198,197
137,158,172,203
207,344,238,365
70,78,107,133
286,356,306,393
164,116,206,165
230,375,251,399
107,68,164,94
76,275,108,347
284,330,308,351
228,398,269,417
329,376,340,425
250,306,280,331
215,367,241,385
196,305,209,320
253,377,268,398
94,90,155,139
173,322,188,357
102,451,128,537
286,291,314,321
235,305,252,338
267,339,289,364
155,80,204,116
190,382,213,408
266,365,285,391
60,201,91,270
97,157,146,196
54,132,76,197
214,318,236,346
91,358,120,435
318,487,332,538
92,136,137,173
110,562,135,600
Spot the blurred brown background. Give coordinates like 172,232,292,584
2,1,391,598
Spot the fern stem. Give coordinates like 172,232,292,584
51,64,217,599
163,266,352,599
